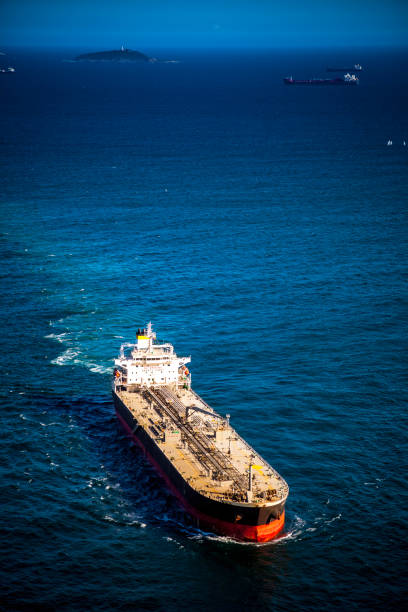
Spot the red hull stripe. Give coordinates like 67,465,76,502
116,411,285,543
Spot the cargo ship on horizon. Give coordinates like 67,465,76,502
327,64,362,72
284,73,359,86
112,323,289,542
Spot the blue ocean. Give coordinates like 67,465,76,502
0,47,407,610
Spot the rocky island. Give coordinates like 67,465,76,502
75,47,156,62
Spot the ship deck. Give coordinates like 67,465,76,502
115,384,288,507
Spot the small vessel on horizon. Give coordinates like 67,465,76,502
112,323,289,542
327,64,362,72
284,73,359,86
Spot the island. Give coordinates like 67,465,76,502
75,47,156,62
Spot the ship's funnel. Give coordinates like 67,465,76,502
136,322,156,349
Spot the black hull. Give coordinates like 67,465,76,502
327,68,362,72
284,80,357,86
113,391,286,540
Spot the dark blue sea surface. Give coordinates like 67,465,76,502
0,47,407,611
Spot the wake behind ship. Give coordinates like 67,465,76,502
112,323,289,542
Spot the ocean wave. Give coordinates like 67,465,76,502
47,345,111,374
163,517,295,547
45,332,69,343
202,534,270,546
325,513,342,525
86,476,109,489
51,348,81,366
83,361,113,375
290,508,343,541
102,514,146,528
198,530,293,547
163,536,185,549
19,413,60,428
278,515,307,542
46,323,113,375
50,350,113,375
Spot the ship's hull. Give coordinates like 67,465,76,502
113,391,285,542
284,78,357,86
327,67,362,72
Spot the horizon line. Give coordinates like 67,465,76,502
2,42,408,51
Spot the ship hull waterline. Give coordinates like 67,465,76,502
284,79,358,86
114,393,285,543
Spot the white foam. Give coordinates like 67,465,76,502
50,347,112,374
272,531,298,544
83,361,113,374
203,533,279,547
325,513,342,525
280,515,307,541
163,536,184,549
102,514,146,528
45,332,68,343
51,348,80,366
47,320,114,375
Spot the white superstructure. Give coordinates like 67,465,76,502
114,322,191,388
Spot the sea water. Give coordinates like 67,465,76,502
0,47,407,610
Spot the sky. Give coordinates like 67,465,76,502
1,0,408,49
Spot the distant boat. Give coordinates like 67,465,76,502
387,140,393,146
284,73,359,86
0,66,15,73
327,64,362,72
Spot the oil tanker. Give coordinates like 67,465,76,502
327,64,362,72
284,73,359,85
112,323,289,542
